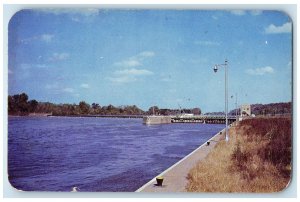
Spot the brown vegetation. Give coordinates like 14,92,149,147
186,117,292,192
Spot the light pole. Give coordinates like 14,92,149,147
213,59,229,141
231,93,238,122
235,93,238,122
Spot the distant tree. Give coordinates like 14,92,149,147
92,103,100,109
159,109,169,116
148,106,159,115
8,95,17,114
192,108,201,115
123,105,144,115
106,104,120,115
18,93,29,113
79,101,90,114
28,99,38,113
8,93,30,115
91,103,101,114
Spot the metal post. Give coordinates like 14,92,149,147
235,93,238,122
213,59,229,141
225,60,229,141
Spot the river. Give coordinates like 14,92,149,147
8,116,224,192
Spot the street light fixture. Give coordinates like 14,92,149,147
213,59,229,141
213,65,218,73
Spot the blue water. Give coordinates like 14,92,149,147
8,116,224,192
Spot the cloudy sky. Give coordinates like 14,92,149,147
8,9,292,112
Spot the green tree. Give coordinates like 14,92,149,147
8,95,17,114
18,93,29,113
28,100,38,113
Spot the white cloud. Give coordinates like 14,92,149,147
114,51,155,67
111,51,155,83
246,66,274,75
45,84,78,95
108,76,137,84
265,22,291,34
38,8,99,17
20,34,54,44
80,83,90,89
41,34,54,42
38,9,99,23
109,68,154,84
49,53,70,61
114,68,153,76
45,83,59,90
194,40,220,46
62,88,75,93
114,51,155,68
114,59,141,67
230,10,246,16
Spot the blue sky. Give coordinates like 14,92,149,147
8,9,292,112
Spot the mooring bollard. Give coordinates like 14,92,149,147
156,176,164,186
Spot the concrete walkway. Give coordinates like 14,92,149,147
136,129,225,192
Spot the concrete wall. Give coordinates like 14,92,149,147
143,116,172,124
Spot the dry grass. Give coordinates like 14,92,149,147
186,117,291,193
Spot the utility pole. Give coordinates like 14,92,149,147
213,59,229,141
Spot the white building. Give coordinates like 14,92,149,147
240,104,251,116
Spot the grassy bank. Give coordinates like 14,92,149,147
186,117,291,192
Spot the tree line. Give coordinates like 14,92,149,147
250,102,291,116
8,93,202,116
227,102,292,116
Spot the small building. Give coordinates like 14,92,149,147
240,104,251,116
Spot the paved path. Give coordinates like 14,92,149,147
136,129,225,192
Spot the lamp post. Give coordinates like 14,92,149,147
235,93,238,122
231,93,238,125
213,59,229,141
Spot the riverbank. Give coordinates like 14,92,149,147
137,128,226,192
137,117,291,193
187,117,291,192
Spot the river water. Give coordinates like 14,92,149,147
8,116,224,192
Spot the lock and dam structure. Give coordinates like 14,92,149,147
142,115,237,125
48,114,237,125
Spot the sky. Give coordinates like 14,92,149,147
8,9,292,112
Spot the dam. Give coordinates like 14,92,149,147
143,116,172,124
143,115,237,125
